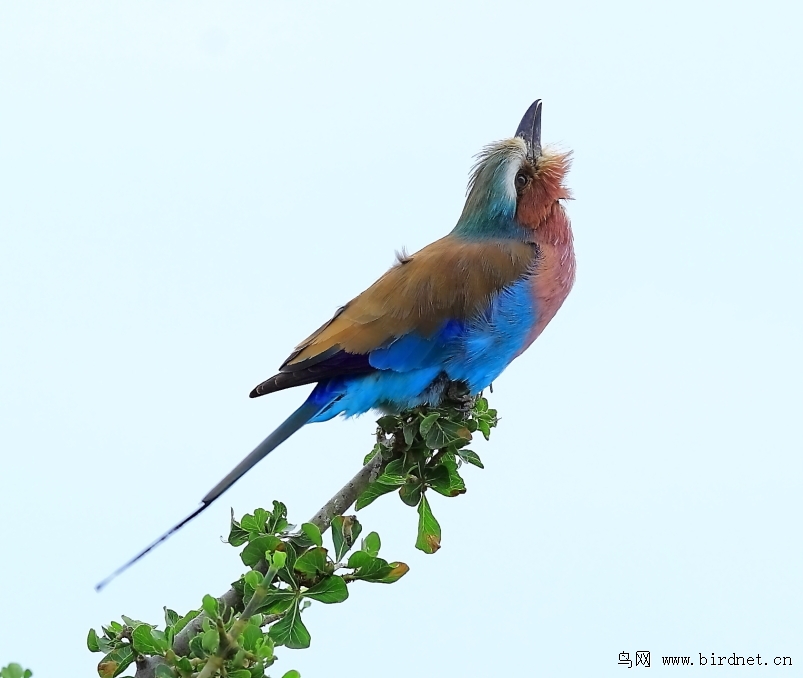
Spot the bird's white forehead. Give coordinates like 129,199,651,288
498,139,528,202
469,137,528,199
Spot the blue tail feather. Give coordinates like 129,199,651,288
95,395,331,590
201,397,326,504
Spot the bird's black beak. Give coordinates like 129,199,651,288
515,99,542,160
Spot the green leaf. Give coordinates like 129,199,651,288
1,665,30,678
256,587,296,615
229,671,251,678
373,561,410,584
188,634,206,659
172,609,200,636
456,448,484,468
376,414,400,432
153,629,169,650
363,442,383,464
97,646,135,678
419,412,440,436
282,540,298,569
375,458,408,486
87,627,100,652
242,578,257,605
331,515,362,561
362,531,381,557
201,627,218,654
255,633,276,660
477,420,491,440
398,478,424,506
174,657,193,673
240,514,259,533
446,467,466,494
402,420,417,446
95,635,113,653
268,602,311,649
282,671,301,678
355,481,397,510
415,495,442,554
201,594,219,618
293,547,328,576
265,500,289,534
245,570,261,589
163,607,179,628
425,465,454,497
301,523,323,548
277,542,298,588
241,621,263,651
351,558,410,583
132,624,168,655
303,575,349,603
272,550,288,569
154,665,175,678
424,418,472,450
120,615,147,629
252,507,269,529
294,547,328,576
346,551,396,582
346,550,372,569
426,459,466,497
426,474,455,496
260,586,296,604
228,512,249,546
241,535,282,566
354,560,393,581
241,508,271,535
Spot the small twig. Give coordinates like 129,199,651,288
259,612,282,627
197,562,281,678
133,656,168,678
308,451,384,531
237,564,280,626
164,452,386,664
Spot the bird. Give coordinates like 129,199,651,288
96,99,575,589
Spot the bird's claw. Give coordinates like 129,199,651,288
445,381,476,412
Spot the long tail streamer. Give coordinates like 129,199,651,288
95,400,323,591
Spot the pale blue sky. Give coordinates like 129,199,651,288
1,2,801,676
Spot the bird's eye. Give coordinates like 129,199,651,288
515,172,528,189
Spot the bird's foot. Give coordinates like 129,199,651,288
444,380,476,412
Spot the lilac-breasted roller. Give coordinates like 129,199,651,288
97,100,574,588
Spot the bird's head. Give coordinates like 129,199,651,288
453,100,572,242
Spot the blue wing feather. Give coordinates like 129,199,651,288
368,319,463,372
307,277,536,421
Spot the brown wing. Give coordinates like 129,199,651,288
284,235,537,368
